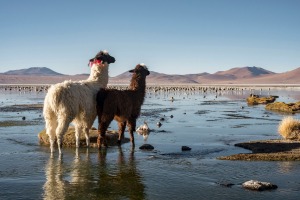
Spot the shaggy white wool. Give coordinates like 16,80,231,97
43,63,109,153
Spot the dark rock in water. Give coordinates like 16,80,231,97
181,146,192,151
242,180,278,191
139,144,154,150
170,115,174,118
157,122,162,127
22,116,26,120
160,117,165,121
216,181,235,187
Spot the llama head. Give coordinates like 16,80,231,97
129,63,150,76
88,50,116,67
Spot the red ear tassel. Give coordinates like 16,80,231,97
89,59,102,67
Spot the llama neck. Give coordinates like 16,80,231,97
129,74,147,94
87,64,109,86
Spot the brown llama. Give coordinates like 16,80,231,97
96,63,150,148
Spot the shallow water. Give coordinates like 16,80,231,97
0,87,300,200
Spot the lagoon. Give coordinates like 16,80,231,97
0,86,300,200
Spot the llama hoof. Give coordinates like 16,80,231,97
117,140,122,146
97,141,108,149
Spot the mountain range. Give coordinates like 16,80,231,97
3,67,64,76
0,66,299,84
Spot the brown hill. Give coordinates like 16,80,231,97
2,67,64,76
0,66,299,85
215,66,274,79
238,67,300,84
110,71,199,84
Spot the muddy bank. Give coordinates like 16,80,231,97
246,95,277,105
0,120,42,127
0,104,43,112
218,139,300,161
266,101,300,113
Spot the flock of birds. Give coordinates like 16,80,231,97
0,84,269,94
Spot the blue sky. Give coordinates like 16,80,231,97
1,0,300,76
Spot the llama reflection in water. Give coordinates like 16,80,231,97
43,156,66,200
43,148,145,200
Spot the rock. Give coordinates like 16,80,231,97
181,146,192,151
247,94,277,105
170,115,174,118
242,180,277,191
157,122,162,127
216,181,235,187
139,144,154,150
38,126,129,147
217,139,300,161
265,101,300,113
22,116,26,120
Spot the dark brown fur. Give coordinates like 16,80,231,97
96,64,150,148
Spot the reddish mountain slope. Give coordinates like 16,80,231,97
0,66,299,84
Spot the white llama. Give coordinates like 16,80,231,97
43,50,115,154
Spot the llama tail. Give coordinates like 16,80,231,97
96,88,108,119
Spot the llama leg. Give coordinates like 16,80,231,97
83,127,90,147
74,125,83,148
56,119,71,154
117,121,126,146
97,122,110,149
45,118,57,153
127,119,136,147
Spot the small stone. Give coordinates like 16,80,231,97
242,180,278,191
160,117,165,121
22,116,26,120
217,181,235,187
181,146,191,151
157,122,162,127
139,144,154,150
170,115,174,118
